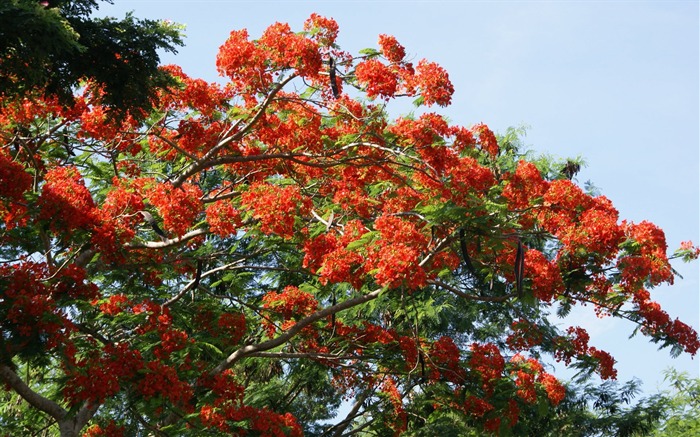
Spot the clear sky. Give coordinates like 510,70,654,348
97,0,699,394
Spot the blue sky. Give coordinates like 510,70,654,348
98,1,699,393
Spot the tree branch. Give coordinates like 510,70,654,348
127,228,208,249
326,391,370,437
247,351,357,361
74,402,100,435
171,75,297,187
427,279,514,302
209,289,383,375
0,364,67,421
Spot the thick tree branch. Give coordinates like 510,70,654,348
127,228,208,249
209,289,383,375
74,402,100,435
171,75,297,187
0,364,66,421
247,351,357,361
325,391,370,437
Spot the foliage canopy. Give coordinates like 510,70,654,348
0,9,698,437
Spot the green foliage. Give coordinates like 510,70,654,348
0,364,61,436
0,0,183,116
650,369,700,437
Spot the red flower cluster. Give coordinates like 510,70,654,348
319,246,365,287
38,166,97,233
374,244,426,289
447,156,496,201
90,180,145,261
217,16,333,94
241,182,310,239
355,59,399,100
205,200,242,237
429,336,465,382
217,312,247,346
678,240,700,260
369,215,430,289
0,148,31,228
216,29,269,93
302,222,370,288
378,34,406,63
200,370,304,436
148,181,203,237
380,377,408,433
354,35,454,106
262,285,319,336
1,262,93,355
259,22,323,79
98,294,130,316
502,160,549,213
412,59,454,107
161,64,231,118
588,347,617,380
64,343,144,405
525,249,565,302
507,319,545,351
78,103,139,146
619,220,674,288
398,336,419,369
155,327,189,359
571,196,623,256
468,342,505,395
381,186,425,214
303,13,339,46
471,123,499,157
510,354,566,405
389,113,451,149
329,166,378,218
554,326,618,379
633,289,699,355
538,180,625,262
540,179,592,232
138,360,193,407
82,421,126,437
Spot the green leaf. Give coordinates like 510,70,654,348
359,47,381,57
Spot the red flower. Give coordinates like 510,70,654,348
82,421,126,437
38,166,98,233
502,160,549,211
0,149,31,228
216,29,270,93
430,336,465,382
447,156,496,199
471,123,499,157
217,312,247,346
206,200,242,237
539,372,566,405
413,59,454,106
468,343,505,395
148,182,203,237
241,182,310,239
378,34,406,63
374,243,427,290
303,14,340,46
259,22,322,79
98,294,131,316
525,249,565,302
355,59,399,99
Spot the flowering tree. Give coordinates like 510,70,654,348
1,13,698,437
